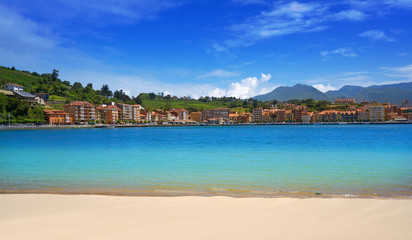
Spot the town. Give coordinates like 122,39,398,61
1,82,412,127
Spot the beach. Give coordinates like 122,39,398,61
0,194,411,240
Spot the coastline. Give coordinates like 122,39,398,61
2,188,411,199
1,121,411,130
1,194,411,240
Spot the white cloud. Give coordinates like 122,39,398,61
381,64,412,80
303,71,375,88
312,84,337,92
211,1,377,50
384,0,412,8
207,73,274,98
321,48,358,58
199,69,240,78
332,9,367,21
359,30,395,42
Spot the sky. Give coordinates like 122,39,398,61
0,0,412,99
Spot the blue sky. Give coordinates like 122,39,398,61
1,0,412,98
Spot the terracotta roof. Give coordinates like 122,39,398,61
68,101,95,107
7,83,24,87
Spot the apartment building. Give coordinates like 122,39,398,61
369,103,384,121
64,101,96,124
96,105,121,124
116,103,133,122
201,108,229,123
252,108,263,122
44,110,73,125
190,112,201,122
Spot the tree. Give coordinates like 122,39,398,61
73,82,83,89
51,69,59,81
101,85,113,98
253,99,258,108
148,92,156,100
133,95,142,104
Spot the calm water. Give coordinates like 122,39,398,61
1,125,411,197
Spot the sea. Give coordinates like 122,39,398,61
1,125,411,198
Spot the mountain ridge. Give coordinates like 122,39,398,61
254,82,412,105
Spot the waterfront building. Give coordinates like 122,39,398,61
334,98,356,105
132,105,142,122
316,110,341,122
174,108,189,121
262,109,271,122
96,105,121,124
285,110,293,122
399,108,412,121
340,111,357,121
252,108,263,122
201,108,229,123
276,109,286,122
357,109,369,121
190,112,201,123
369,103,384,122
292,106,308,122
116,103,133,122
64,101,96,124
44,110,73,125
301,114,311,123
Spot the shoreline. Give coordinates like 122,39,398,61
1,194,411,240
2,189,411,200
1,121,411,130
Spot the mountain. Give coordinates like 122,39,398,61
326,85,364,99
254,82,412,105
254,84,331,102
325,82,412,105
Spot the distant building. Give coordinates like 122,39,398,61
96,105,121,124
252,108,263,122
4,83,24,92
132,105,142,122
190,112,201,122
44,110,73,125
64,101,96,124
340,111,357,121
357,109,369,121
36,93,49,102
292,106,308,122
201,108,229,123
301,114,311,123
276,109,286,122
116,103,133,122
369,103,384,121
334,98,356,105
13,90,36,105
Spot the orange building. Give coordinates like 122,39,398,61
96,105,121,124
44,110,73,125
64,101,96,124
190,112,201,122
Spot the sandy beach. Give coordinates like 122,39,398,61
0,194,411,240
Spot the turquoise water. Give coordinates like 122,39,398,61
1,125,411,197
